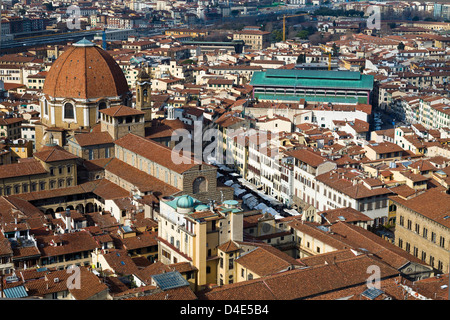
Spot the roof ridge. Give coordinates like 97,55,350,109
332,222,408,261
43,148,56,162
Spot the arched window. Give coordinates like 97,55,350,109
143,89,148,97
64,103,74,119
193,177,207,194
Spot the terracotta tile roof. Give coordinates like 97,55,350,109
328,222,428,270
400,171,429,182
12,245,41,260
215,112,245,128
104,158,180,196
132,256,153,268
102,249,140,276
120,231,158,251
316,171,392,199
234,30,270,35
100,105,145,117
347,119,370,133
243,213,264,228
33,145,78,163
390,187,450,229
288,220,349,251
300,249,362,267
36,230,99,258
134,261,172,284
145,118,193,139
0,159,47,179
90,178,131,200
73,131,114,147
200,254,399,300
0,233,13,256
24,269,72,297
68,267,108,300
125,286,198,300
85,212,120,232
366,141,404,155
169,261,198,273
2,195,45,219
199,279,277,300
43,43,129,100
114,133,211,174
0,117,23,125
409,159,437,172
23,266,107,299
217,240,240,253
318,207,372,224
103,276,130,295
82,158,113,172
236,246,305,277
388,184,417,199
307,275,414,300
407,273,450,300
286,147,330,168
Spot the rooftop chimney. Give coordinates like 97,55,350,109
65,207,72,233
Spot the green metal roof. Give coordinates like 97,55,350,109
254,94,361,104
265,69,362,80
250,70,374,90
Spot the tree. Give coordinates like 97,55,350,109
297,53,306,64
296,30,310,39
397,42,405,50
332,43,339,57
271,29,283,42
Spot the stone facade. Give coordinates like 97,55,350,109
395,203,449,274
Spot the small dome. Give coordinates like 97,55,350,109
176,195,195,209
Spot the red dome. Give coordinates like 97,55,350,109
43,40,129,100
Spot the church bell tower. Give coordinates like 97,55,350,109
135,68,152,126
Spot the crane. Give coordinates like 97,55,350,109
328,52,331,71
282,13,308,42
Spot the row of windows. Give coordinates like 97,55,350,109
0,178,73,195
50,165,73,176
398,238,445,271
120,148,180,188
399,215,446,247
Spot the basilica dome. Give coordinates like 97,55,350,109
43,38,129,100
